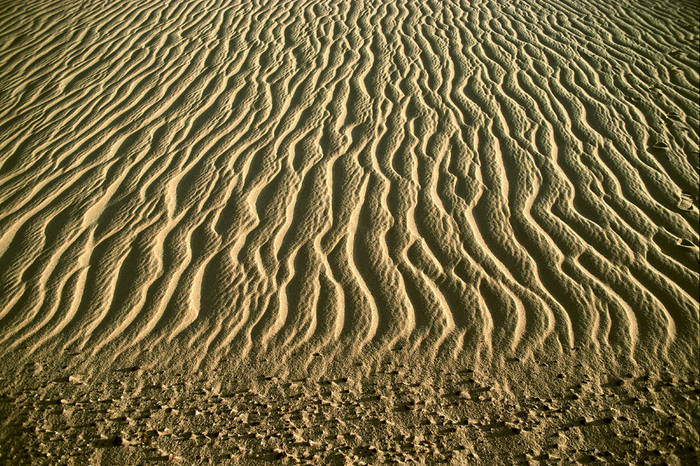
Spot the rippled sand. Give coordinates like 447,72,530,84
0,0,698,463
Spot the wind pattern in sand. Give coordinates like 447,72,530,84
0,0,697,372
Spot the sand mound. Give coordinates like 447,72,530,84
0,0,697,462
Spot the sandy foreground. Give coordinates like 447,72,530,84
0,0,698,463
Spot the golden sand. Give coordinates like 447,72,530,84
0,0,697,462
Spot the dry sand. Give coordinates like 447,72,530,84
0,0,698,463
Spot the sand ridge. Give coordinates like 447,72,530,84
0,0,698,462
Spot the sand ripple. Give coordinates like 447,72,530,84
0,0,697,375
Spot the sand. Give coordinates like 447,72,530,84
0,0,698,463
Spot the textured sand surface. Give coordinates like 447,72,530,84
0,0,698,463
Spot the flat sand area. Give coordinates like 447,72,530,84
0,0,698,463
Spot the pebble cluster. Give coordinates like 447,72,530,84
0,361,697,464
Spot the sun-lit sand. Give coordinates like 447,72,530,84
0,0,698,463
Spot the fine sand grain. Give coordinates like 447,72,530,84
0,0,698,463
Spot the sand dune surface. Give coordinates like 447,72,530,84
0,0,698,463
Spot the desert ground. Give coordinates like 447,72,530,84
0,0,698,463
